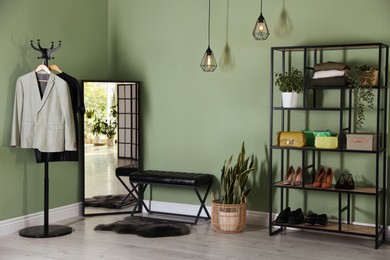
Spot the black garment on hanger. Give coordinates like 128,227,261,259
35,72,85,163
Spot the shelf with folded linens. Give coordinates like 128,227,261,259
268,43,388,249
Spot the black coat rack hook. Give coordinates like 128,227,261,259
30,39,62,66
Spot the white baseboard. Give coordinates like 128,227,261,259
2,201,389,242
0,203,82,237
143,200,269,226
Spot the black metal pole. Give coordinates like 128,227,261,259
44,161,49,235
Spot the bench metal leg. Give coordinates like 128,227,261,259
193,182,212,224
129,182,151,215
129,181,212,225
115,174,138,208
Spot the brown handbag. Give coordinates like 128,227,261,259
277,131,306,147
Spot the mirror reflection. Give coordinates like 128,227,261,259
82,81,140,215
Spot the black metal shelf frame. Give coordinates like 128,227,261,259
268,43,389,249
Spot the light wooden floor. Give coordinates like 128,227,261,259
0,215,389,260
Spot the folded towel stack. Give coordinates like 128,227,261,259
312,61,349,87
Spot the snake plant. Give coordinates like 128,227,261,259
219,142,256,204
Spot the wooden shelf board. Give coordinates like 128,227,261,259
273,221,380,236
273,181,382,195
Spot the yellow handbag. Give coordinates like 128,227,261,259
277,132,306,147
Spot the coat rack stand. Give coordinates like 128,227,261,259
19,40,73,238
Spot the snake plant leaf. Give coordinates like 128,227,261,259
217,142,256,205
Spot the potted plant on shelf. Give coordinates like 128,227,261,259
347,64,378,129
211,142,256,233
275,67,303,108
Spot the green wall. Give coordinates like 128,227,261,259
1,0,390,225
107,0,390,223
0,0,108,221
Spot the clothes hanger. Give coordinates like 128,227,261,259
49,64,62,73
35,63,50,74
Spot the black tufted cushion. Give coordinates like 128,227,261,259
116,165,139,177
129,170,213,187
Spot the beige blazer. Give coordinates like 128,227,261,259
10,71,76,152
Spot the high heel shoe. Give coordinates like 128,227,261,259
313,168,326,188
344,174,355,190
335,174,346,189
283,166,295,185
321,168,334,189
291,166,302,186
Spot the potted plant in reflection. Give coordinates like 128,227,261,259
275,67,303,108
102,105,118,146
211,142,256,233
92,117,104,145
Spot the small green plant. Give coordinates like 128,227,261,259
347,65,377,128
275,67,304,93
218,142,256,205
85,109,95,119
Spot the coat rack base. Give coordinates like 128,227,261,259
19,225,73,238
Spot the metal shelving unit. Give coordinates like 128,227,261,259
268,43,388,249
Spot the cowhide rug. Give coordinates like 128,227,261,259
84,194,136,209
94,216,190,238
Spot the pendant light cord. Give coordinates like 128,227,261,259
260,0,263,13
208,0,211,47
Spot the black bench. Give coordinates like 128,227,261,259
129,170,213,225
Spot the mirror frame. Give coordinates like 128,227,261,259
81,80,142,216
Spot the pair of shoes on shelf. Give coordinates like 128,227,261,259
288,208,304,224
304,213,328,226
283,166,302,186
274,207,304,225
313,167,333,189
335,174,355,190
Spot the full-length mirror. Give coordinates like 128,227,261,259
81,80,141,216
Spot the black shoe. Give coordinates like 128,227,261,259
275,207,291,223
315,214,328,226
304,213,317,225
288,208,304,224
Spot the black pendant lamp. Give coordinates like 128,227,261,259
200,0,217,72
252,0,270,40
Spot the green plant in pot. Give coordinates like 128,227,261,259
275,67,303,108
212,142,256,233
347,65,377,129
102,105,118,145
102,119,117,145
92,117,104,144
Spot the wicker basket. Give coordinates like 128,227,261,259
211,200,246,233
